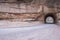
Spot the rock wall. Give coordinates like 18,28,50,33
0,12,44,21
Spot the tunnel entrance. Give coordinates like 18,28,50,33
44,13,57,24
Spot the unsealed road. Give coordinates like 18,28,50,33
0,24,60,40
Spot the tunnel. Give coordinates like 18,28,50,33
44,13,57,24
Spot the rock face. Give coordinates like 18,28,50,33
0,0,43,21
0,0,60,23
0,12,44,21
0,3,42,13
0,3,58,22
